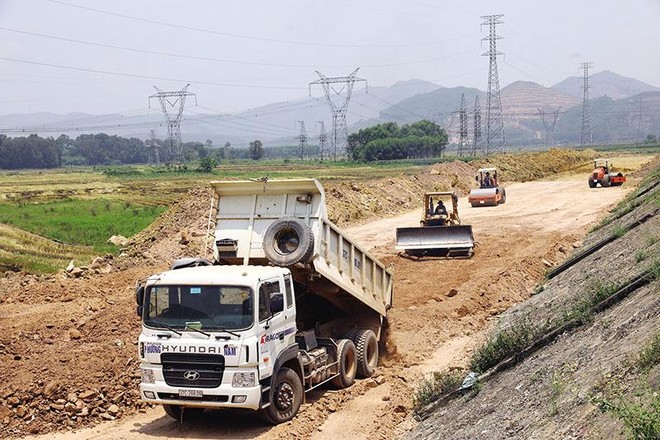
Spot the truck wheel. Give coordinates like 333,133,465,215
331,339,357,389
262,367,303,425
588,179,596,188
346,329,378,378
163,405,204,422
499,188,506,204
263,218,314,266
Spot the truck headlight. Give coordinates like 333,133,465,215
141,368,156,384
232,372,255,388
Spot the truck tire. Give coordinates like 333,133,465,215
331,339,357,389
499,188,506,204
163,405,204,422
261,367,303,425
263,218,314,266
346,329,378,378
588,179,596,188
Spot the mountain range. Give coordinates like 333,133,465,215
1,71,658,148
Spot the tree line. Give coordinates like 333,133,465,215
0,134,268,169
346,120,448,161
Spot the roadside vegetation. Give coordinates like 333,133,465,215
0,199,165,254
413,158,659,417
591,333,660,439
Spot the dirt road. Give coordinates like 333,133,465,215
17,177,632,440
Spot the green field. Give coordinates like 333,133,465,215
0,150,655,274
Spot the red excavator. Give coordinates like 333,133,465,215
589,159,626,188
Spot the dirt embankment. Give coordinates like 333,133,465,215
0,150,647,439
406,159,659,439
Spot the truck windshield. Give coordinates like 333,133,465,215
144,285,254,331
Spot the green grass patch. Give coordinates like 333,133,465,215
0,198,166,253
637,333,660,371
470,321,539,373
593,389,660,439
412,371,464,412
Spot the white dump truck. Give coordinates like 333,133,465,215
135,179,393,424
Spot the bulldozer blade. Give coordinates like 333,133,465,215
395,225,474,257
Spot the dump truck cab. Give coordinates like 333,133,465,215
136,265,297,414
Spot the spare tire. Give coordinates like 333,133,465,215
263,218,314,266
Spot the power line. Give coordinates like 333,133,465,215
0,56,306,91
46,0,474,49
0,26,482,70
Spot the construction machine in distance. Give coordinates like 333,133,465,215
468,167,506,207
589,159,626,188
395,191,474,258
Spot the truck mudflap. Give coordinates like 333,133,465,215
395,225,474,257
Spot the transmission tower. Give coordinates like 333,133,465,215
579,62,593,148
316,121,328,160
472,95,482,156
481,14,506,155
537,107,561,148
148,84,197,161
309,68,367,161
149,129,160,164
634,96,645,146
457,93,469,157
296,120,307,160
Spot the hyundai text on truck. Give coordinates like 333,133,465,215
135,179,393,424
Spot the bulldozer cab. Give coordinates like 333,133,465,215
423,192,460,227
477,168,498,189
396,191,474,258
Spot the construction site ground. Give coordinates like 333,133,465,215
0,153,653,440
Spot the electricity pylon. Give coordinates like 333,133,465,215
296,120,307,160
481,14,506,155
579,62,593,148
309,68,367,161
149,84,197,161
316,121,328,160
458,93,469,157
538,107,561,148
472,95,482,156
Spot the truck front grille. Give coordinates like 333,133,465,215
158,393,229,402
161,353,225,388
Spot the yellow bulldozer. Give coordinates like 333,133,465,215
395,192,474,258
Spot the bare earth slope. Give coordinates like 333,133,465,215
0,153,651,440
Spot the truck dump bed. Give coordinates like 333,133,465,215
207,179,393,318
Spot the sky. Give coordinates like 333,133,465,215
1,0,659,117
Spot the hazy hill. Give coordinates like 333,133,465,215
552,70,659,100
0,79,441,147
501,81,580,120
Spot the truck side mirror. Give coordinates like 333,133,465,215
136,285,145,307
136,305,143,318
475,176,479,181
270,293,284,315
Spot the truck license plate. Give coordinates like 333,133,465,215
178,389,203,398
